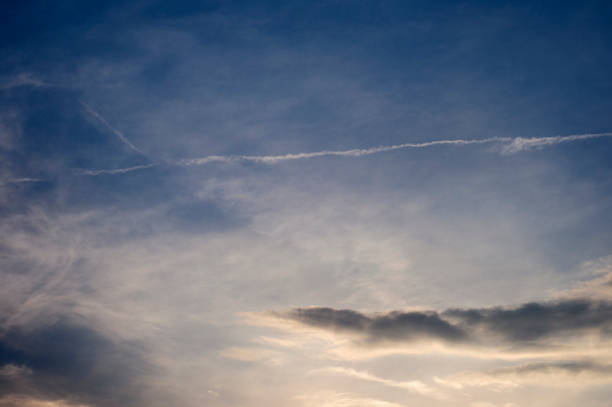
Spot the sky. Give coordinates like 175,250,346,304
1,1,612,406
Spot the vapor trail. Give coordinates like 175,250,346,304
502,132,612,153
0,178,45,186
79,101,148,157
178,136,512,166
76,131,612,176
179,132,612,166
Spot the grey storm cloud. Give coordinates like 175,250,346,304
278,299,612,347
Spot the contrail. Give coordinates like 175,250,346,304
501,132,612,153
76,131,612,175
179,132,612,166
178,136,513,166
79,100,148,157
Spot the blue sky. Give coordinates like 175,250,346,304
1,1,612,406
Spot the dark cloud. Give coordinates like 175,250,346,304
500,360,612,376
0,321,153,407
278,299,612,348
280,307,466,343
444,300,612,343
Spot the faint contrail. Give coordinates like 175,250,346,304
0,177,45,185
0,73,47,90
74,164,157,176
79,100,148,157
75,131,612,175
